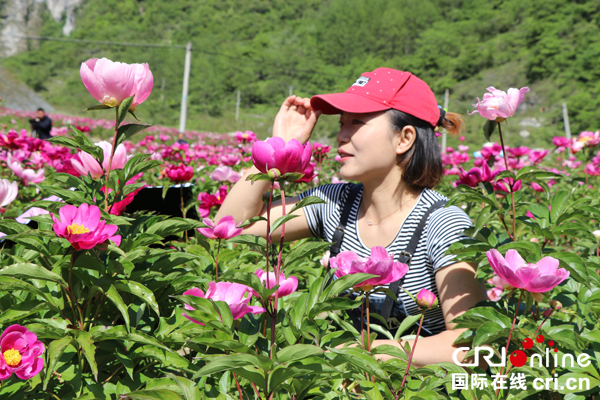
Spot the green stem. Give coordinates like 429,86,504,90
497,122,516,240
104,107,120,212
400,312,425,388
496,290,524,396
533,310,553,338
214,239,221,279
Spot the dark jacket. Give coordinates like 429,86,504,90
30,116,52,139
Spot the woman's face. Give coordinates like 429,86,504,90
336,111,401,182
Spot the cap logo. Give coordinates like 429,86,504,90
352,76,370,87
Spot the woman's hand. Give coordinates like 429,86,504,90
272,95,321,144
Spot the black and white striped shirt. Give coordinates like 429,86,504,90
299,183,473,335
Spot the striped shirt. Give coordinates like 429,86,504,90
299,183,473,335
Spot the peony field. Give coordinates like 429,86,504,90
0,60,599,400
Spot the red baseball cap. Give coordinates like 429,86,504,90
310,68,440,127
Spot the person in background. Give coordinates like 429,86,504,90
29,108,52,140
176,132,188,145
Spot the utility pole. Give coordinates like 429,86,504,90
441,88,449,152
289,86,294,97
235,90,241,121
562,102,571,140
178,41,192,134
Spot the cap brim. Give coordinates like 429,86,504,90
310,92,389,115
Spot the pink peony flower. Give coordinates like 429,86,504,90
182,283,266,324
16,196,62,224
0,179,18,211
329,246,409,290
251,137,312,175
7,158,45,185
416,288,438,309
0,324,45,380
166,165,193,183
251,269,298,299
197,215,242,240
209,166,241,183
584,163,600,176
312,142,331,157
486,249,569,293
80,58,153,108
508,146,530,158
295,162,317,183
71,141,128,179
471,86,530,121
220,155,240,166
494,177,522,193
51,203,121,250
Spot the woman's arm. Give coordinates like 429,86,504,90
370,261,488,367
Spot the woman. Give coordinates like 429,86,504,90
216,68,488,367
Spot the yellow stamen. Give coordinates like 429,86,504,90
3,349,21,367
67,223,90,235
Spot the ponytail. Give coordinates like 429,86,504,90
439,112,464,136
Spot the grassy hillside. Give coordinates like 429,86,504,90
2,0,600,148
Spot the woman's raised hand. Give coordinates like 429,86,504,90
272,96,321,144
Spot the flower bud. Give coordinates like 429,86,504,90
102,96,118,107
416,288,438,309
550,300,562,311
543,308,553,317
267,168,281,180
593,230,600,241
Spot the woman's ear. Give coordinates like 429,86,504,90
396,125,417,155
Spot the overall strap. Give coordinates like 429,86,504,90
380,199,447,321
328,183,363,261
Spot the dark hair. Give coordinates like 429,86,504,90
387,109,463,189
37,108,45,112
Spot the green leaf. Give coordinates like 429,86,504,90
146,218,198,238
451,307,512,329
289,196,327,214
0,263,67,286
116,123,152,146
309,297,362,317
550,190,575,224
131,346,191,370
550,252,590,288
329,347,389,381
43,337,73,390
284,241,331,269
114,280,160,317
193,354,273,378
93,325,172,352
164,373,202,400
84,104,112,111
276,344,324,364
556,373,600,394
271,214,299,232
103,284,131,333
393,314,422,340
323,273,378,300
227,234,267,248
121,390,184,400
117,95,135,126
483,120,496,141
72,330,98,381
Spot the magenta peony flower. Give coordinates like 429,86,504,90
251,269,298,299
0,324,45,380
220,155,240,166
508,146,530,158
234,131,257,144
553,136,570,148
455,163,495,188
80,58,153,108
182,282,266,324
494,177,522,193
197,185,228,218
471,86,530,121
166,165,193,183
197,215,242,240
51,203,121,250
251,137,312,175
529,149,549,164
486,249,569,293
16,196,62,224
416,288,438,309
329,246,409,290
312,142,331,157
295,162,317,183
0,179,18,211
